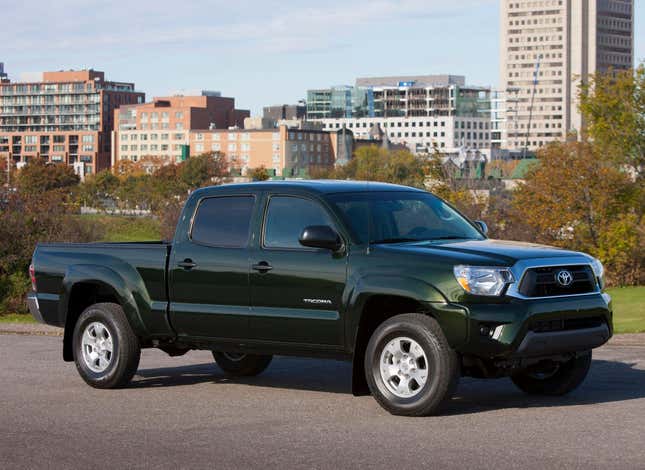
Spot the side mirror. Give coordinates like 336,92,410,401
299,225,343,251
474,220,488,236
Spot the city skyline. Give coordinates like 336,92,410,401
4,0,643,115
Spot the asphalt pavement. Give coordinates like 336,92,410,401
1,333,644,469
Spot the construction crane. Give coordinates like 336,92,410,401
523,54,543,159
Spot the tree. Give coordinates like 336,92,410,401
79,170,120,207
113,159,147,179
16,158,79,196
180,152,228,189
0,190,103,313
150,164,188,203
248,166,270,181
510,141,642,286
335,146,426,188
423,152,487,220
115,174,155,210
579,63,645,179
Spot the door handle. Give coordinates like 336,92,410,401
252,261,273,273
178,259,197,270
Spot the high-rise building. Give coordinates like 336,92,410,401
306,75,492,154
500,0,634,150
0,63,7,81
0,69,144,176
112,92,250,165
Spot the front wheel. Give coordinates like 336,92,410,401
511,351,592,396
365,313,460,416
212,351,273,377
72,302,141,389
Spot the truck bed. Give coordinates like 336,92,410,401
31,241,172,334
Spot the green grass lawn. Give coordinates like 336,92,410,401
608,286,645,334
0,313,37,323
80,214,161,242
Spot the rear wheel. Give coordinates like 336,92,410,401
212,351,273,377
364,313,459,416
72,302,140,389
511,351,592,396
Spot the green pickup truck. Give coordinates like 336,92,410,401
28,181,612,416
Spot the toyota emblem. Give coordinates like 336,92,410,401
555,270,573,287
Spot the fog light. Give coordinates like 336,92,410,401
491,325,504,340
479,323,505,340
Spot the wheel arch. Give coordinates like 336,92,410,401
61,265,148,361
349,293,434,396
346,275,468,396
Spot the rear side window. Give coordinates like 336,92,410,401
191,196,254,248
264,196,334,249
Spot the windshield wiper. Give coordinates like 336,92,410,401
371,237,421,244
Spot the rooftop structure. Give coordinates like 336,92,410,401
356,74,466,87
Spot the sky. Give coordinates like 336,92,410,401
2,0,644,115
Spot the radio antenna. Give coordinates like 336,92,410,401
366,180,371,254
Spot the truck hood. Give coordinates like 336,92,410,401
375,239,588,265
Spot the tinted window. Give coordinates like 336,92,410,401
191,196,254,247
327,191,483,244
264,196,334,249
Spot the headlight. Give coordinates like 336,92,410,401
453,265,514,296
590,258,604,289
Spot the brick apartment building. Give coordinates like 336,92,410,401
0,69,144,176
187,125,337,177
112,92,249,165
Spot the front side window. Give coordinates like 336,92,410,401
191,196,254,248
327,191,483,244
264,196,334,249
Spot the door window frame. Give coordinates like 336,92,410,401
189,194,257,249
260,194,346,252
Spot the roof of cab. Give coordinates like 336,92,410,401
195,180,424,196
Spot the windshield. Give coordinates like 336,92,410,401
326,191,484,244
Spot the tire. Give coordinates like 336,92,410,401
364,313,460,417
212,351,273,377
511,351,592,396
72,302,141,389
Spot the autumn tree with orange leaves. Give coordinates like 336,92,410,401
511,141,643,286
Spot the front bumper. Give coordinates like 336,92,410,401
26,292,45,324
457,292,613,359
515,324,609,357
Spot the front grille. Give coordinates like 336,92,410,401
531,316,604,333
518,264,597,297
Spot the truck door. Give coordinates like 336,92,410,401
248,194,347,347
169,194,256,339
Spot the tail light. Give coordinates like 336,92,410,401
29,263,37,291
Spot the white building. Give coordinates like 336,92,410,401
318,115,491,155
500,0,634,150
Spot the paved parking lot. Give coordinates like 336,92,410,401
1,334,644,469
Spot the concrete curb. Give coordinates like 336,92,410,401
0,323,63,337
0,323,643,346
606,333,645,347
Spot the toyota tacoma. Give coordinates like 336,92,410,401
27,181,612,416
